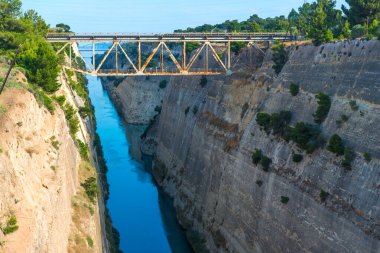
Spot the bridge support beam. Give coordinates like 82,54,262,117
227,41,231,71
93,41,96,71
182,41,186,70
138,41,141,71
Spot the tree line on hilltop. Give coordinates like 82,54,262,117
175,0,380,45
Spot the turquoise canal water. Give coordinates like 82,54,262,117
82,45,193,253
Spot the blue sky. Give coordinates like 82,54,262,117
23,0,346,33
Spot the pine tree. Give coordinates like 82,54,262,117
341,20,351,38
342,0,380,26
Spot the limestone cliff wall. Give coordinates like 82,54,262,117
0,67,103,252
148,39,380,253
102,76,169,124
0,89,80,253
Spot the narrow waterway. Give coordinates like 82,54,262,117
82,47,193,253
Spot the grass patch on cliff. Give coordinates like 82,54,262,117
50,136,60,150
63,103,80,137
81,177,98,204
0,103,7,115
86,236,94,248
76,139,89,161
1,215,19,235
28,84,55,114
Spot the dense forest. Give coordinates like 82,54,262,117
175,0,380,45
0,0,60,92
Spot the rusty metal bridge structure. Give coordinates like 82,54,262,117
46,32,297,76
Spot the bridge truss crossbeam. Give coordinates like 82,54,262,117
48,32,296,76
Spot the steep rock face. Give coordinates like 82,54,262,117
148,40,380,253
0,89,80,253
102,76,169,124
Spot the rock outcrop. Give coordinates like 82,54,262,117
102,39,380,253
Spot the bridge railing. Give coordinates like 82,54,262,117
46,32,293,37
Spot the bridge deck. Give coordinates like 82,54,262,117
46,32,296,42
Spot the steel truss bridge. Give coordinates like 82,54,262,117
46,33,297,76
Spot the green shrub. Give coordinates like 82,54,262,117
349,100,359,111
18,39,61,93
320,189,329,202
289,83,299,96
351,24,365,38
327,134,344,156
77,139,89,161
159,80,167,89
256,112,272,132
363,152,371,162
342,147,355,170
2,215,19,235
79,106,92,118
199,76,208,87
272,41,289,75
52,95,66,107
256,111,292,136
292,153,303,163
30,85,55,114
256,180,263,187
289,122,322,153
341,114,349,122
280,196,289,204
63,104,80,137
231,42,247,55
186,42,201,54
192,106,198,115
270,111,292,136
252,149,263,165
184,106,190,115
313,92,331,124
336,114,349,127
81,177,98,204
88,206,95,216
86,236,94,248
0,103,7,115
41,93,55,114
260,156,272,172
50,136,60,150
